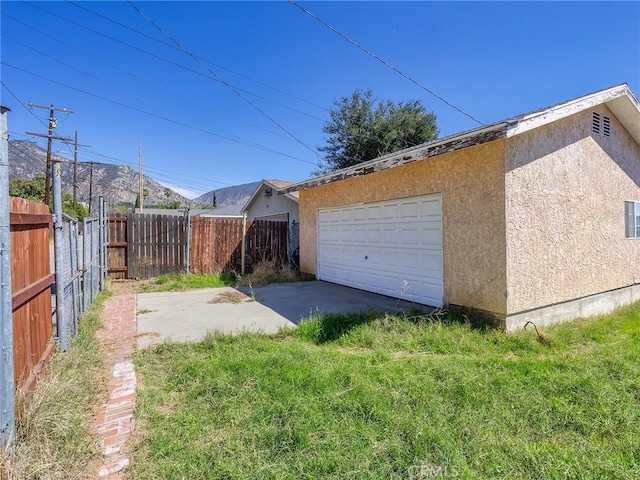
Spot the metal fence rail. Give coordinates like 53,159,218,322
83,215,102,311
56,201,107,347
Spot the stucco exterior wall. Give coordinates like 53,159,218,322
245,184,299,224
299,141,508,314
505,105,640,314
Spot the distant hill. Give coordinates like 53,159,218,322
8,140,188,208
193,181,261,213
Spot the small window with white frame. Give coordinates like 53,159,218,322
625,201,640,238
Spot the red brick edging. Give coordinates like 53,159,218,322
94,294,137,479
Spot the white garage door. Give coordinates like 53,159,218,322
317,194,444,307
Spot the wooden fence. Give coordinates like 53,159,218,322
190,217,288,274
108,214,288,278
190,216,243,274
107,215,127,280
9,197,55,393
108,213,187,279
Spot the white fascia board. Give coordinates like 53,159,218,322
506,84,631,138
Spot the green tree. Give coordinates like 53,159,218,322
9,175,47,202
9,175,87,220
164,187,172,199
316,88,439,174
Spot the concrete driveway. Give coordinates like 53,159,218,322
136,281,426,348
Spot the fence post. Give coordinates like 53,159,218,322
0,106,15,448
52,157,69,351
185,208,191,275
241,213,247,275
99,197,105,290
83,218,90,311
69,219,79,336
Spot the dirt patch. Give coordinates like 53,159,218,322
208,291,250,304
108,278,157,295
134,332,160,339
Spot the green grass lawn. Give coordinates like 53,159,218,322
130,305,640,479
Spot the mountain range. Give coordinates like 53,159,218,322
8,140,261,211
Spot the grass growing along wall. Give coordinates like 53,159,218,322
129,304,640,479
0,291,110,479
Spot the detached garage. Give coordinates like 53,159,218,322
281,84,640,330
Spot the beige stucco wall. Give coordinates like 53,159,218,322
299,141,508,314
505,105,640,314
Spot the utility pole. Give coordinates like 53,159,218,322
138,140,144,214
26,104,74,207
72,131,91,215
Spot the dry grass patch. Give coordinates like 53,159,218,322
0,291,110,479
235,259,313,286
207,291,250,304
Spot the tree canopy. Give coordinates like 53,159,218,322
315,89,439,175
9,174,88,221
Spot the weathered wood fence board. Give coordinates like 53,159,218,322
108,214,288,278
107,215,127,279
190,217,243,274
9,197,54,390
125,213,187,278
245,219,288,268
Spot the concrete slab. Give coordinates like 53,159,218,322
136,280,425,348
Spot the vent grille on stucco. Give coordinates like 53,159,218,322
592,112,611,137
603,115,611,137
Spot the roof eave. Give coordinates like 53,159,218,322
244,180,299,212
281,123,508,194
505,83,635,139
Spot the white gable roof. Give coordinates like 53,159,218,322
243,179,299,213
506,84,640,143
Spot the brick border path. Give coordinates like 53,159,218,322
94,294,137,479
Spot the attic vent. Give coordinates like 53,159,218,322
603,115,611,137
592,112,611,137
592,112,601,135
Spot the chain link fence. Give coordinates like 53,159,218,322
56,198,107,350
288,220,300,268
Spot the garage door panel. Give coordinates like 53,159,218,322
318,194,444,307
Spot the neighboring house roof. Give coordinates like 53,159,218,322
281,83,640,194
195,203,244,217
243,179,299,213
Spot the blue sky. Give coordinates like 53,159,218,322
2,1,639,198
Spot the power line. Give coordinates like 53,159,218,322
289,0,484,125
0,81,49,129
2,62,317,166
3,34,303,149
127,0,321,158
25,103,74,206
8,136,210,197
10,131,230,192
2,21,313,143
65,0,329,113
10,5,324,121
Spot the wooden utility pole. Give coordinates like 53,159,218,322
26,103,74,207
138,140,144,214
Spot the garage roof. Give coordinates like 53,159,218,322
281,83,640,194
